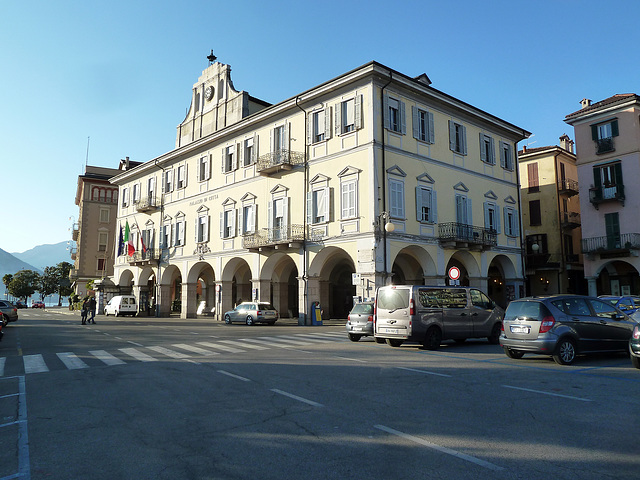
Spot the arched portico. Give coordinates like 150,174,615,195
136,266,156,316
260,253,299,319
308,247,356,320
445,251,480,287
159,264,183,317
487,254,518,308
593,260,640,296
185,262,217,319
220,258,252,320
390,245,437,286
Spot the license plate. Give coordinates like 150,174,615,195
381,328,399,334
353,327,363,331
510,325,530,334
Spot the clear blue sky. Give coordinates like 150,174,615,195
1,0,638,254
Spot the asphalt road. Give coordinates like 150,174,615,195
1,308,639,480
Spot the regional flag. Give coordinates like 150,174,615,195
117,225,123,256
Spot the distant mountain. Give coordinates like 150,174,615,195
11,241,71,271
0,248,42,297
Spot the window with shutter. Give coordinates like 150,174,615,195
449,121,467,155
527,163,539,192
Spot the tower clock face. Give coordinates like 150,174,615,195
205,86,214,101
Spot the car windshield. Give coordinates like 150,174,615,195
505,300,550,320
351,303,373,315
257,303,275,310
377,288,410,310
601,297,618,305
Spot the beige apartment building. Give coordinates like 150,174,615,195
565,94,640,296
69,165,123,298
109,60,529,321
518,136,586,296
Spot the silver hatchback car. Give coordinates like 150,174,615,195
224,302,278,325
501,295,638,365
346,302,374,341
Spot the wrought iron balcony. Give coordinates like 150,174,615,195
596,137,614,154
582,233,640,255
589,184,624,208
557,178,579,196
135,195,161,213
256,149,305,175
438,223,497,250
127,248,159,265
561,211,581,229
71,223,79,241
243,224,318,251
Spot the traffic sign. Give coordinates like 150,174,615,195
448,266,461,281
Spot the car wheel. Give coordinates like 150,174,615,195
503,347,525,359
631,354,640,369
487,323,501,345
246,316,255,326
374,337,386,344
348,333,362,342
553,338,577,365
224,314,231,324
386,339,403,347
422,326,442,350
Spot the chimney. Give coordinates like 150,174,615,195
580,98,592,109
522,145,527,153
559,134,574,154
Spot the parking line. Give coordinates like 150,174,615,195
0,357,4,376
217,370,251,382
271,389,324,407
375,424,504,472
397,366,452,377
502,384,592,402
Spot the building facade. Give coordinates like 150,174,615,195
110,60,529,320
69,165,123,298
565,94,640,296
518,136,586,295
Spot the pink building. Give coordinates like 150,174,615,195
565,94,640,296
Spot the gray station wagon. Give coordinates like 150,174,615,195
374,285,504,349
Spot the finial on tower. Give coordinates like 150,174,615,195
207,49,217,65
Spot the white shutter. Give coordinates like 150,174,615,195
480,134,487,163
306,192,313,224
306,113,313,144
283,122,289,151
238,207,244,235
354,94,362,130
252,133,258,162
449,121,456,150
325,107,332,139
233,144,239,170
496,205,501,234
461,125,467,155
321,187,329,222
221,149,225,173
267,201,273,230
249,205,256,232
383,94,390,130
220,212,224,238
431,190,437,223
283,197,289,230
232,208,237,237
399,100,406,134
500,141,506,168
335,102,342,135
412,106,419,140
415,186,422,221
427,112,434,143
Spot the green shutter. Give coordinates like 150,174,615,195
593,166,602,189
591,124,598,141
611,119,619,137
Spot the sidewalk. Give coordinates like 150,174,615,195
45,306,345,327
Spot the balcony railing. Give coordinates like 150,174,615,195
557,178,579,196
589,184,624,208
256,149,305,175
596,137,614,154
561,211,581,229
127,248,159,265
242,224,322,250
438,223,497,249
582,233,640,254
135,195,161,213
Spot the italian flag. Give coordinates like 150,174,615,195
124,221,135,256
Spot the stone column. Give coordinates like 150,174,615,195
156,284,171,317
181,282,198,319
587,276,598,297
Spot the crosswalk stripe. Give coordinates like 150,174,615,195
238,338,297,348
172,344,219,356
119,348,158,362
294,334,340,343
261,336,314,346
90,350,126,366
0,357,5,376
278,335,328,344
57,352,89,370
196,342,245,353
24,354,48,374
219,340,269,350
147,346,192,359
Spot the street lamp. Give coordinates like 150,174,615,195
376,211,395,235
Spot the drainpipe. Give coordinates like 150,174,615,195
154,158,167,317
295,96,309,325
515,139,527,297
380,72,393,286
553,151,565,293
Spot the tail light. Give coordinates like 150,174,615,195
633,325,640,339
501,321,504,332
347,314,352,324
367,315,373,323
409,298,415,316
257,310,261,316
539,315,556,333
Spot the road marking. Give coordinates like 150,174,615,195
294,333,339,343
502,385,592,402
374,424,504,472
218,370,251,382
271,389,323,407
119,348,158,362
23,354,48,374
127,341,144,347
57,352,89,370
0,357,5,376
90,350,126,366
197,341,245,353
147,346,192,359
397,367,452,378
260,336,313,346
276,335,327,344
333,356,368,363
172,344,220,356
239,338,296,348
219,340,269,350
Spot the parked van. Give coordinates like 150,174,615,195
374,285,503,349
104,295,137,317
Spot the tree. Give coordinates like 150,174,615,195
6,270,40,302
37,262,74,306
37,267,60,300
2,274,13,291
54,262,73,306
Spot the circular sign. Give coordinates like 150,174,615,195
448,266,461,281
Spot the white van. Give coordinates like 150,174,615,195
374,285,504,349
104,295,137,317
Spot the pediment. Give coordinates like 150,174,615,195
270,184,289,194
338,166,362,177
386,165,407,177
417,172,434,184
221,197,236,207
504,195,516,204
484,190,498,200
240,192,256,202
310,173,330,184
453,182,469,192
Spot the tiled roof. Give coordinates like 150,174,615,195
565,94,639,119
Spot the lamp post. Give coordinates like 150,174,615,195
376,211,395,286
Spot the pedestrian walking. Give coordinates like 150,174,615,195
81,299,88,325
88,297,97,324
